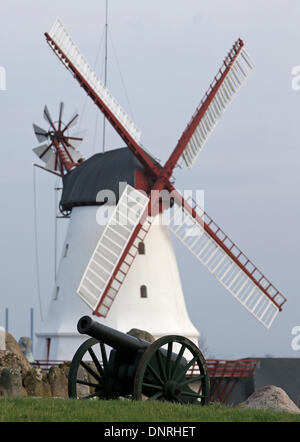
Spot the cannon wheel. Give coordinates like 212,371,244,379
68,337,116,399
133,335,210,405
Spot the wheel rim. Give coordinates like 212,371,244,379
68,337,115,399
133,335,210,405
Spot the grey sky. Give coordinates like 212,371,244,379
0,0,299,358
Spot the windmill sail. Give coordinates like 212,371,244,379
168,190,286,328
165,39,254,172
47,18,141,144
33,104,84,174
77,185,152,317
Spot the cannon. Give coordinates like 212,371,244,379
68,316,210,404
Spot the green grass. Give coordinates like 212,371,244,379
0,398,299,422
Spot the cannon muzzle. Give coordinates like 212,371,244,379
77,316,150,355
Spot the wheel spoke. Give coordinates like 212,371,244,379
166,342,173,379
146,363,164,386
76,379,100,388
148,391,163,401
156,350,167,381
174,356,198,382
171,344,186,380
142,382,163,391
180,391,204,399
80,361,102,383
179,375,205,387
88,347,104,377
100,342,108,370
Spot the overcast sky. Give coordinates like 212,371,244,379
0,0,299,359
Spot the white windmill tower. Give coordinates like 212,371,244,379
34,18,287,362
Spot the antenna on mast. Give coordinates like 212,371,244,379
102,0,108,153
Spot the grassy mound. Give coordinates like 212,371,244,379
0,398,299,422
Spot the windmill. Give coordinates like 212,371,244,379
34,18,286,362
33,103,84,176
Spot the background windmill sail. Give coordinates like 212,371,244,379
33,103,84,175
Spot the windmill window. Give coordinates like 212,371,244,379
138,242,145,255
64,243,69,258
140,285,148,298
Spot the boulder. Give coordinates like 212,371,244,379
23,368,51,397
74,364,90,398
238,385,300,414
127,328,155,343
0,327,5,350
48,365,68,398
0,368,27,397
0,349,31,377
4,333,32,374
18,337,34,363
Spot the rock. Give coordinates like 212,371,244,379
23,368,51,397
0,349,31,377
18,337,34,363
127,328,155,343
58,361,71,378
48,366,68,398
74,364,90,398
0,368,27,397
0,327,5,350
238,385,300,414
4,333,32,374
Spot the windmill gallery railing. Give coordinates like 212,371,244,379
188,358,257,404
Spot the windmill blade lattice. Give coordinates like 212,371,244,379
46,18,141,144
165,39,254,174
167,189,286,328
77,185,152,317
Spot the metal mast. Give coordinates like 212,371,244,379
102,0,108,153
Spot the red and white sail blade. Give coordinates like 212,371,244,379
168,189,286,328
165,39,254,173
47,18,141,144
77,185,152,317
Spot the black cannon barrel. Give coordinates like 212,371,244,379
77,316,150,355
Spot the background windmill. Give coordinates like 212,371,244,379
33,103,84,176
34,18,286,362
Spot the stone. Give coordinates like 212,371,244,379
48,366,68,398
23,368,51,397
0,368,27,397
0,349,31,377
18,337,34,363
0,327,5,350
238,385,300,414
75,364,90,398
127,328,155,343
4,333,32,374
